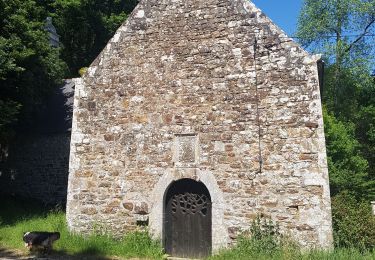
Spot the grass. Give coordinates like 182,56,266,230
1,195,375,259
208,242,375,260
208,215,375,260
208,238,375,260
0,195,164,259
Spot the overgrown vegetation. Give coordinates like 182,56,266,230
2,197,375,259
209,216,375,260
297,0,375,252
0,0,138,144
51,0,138,76
0,0,67,140
332,192,375,250
0,196,164,259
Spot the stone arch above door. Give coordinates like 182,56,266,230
148,168,228,252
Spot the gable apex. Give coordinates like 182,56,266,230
85,0,316,77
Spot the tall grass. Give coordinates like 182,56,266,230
209,215,375,260
0,195,163,259
208,238,375,260
1,195,375,259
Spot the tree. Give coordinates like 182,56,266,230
50,0,138,76
356,104,375,177
297,0,375,117
298,2,375,249
323,109,375,198
297,0,375,191
0,0,67,137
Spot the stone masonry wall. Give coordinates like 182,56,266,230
2,133,70,205
67,0,333,250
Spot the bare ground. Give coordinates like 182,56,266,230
0,247,147,260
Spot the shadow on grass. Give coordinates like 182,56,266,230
0,246,121,260
65,246,110,259
53,248,118,259
0,247,26,259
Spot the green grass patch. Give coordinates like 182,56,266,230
209,239,375,260
2,195,375,259
209,215,375,260
0,195,163,259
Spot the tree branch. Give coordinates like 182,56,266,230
345,18,375,53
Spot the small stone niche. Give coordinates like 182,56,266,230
174,134,199,168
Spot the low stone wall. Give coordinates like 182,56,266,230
0,133,70,205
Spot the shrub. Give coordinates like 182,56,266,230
208,216,302,260
332,191,375,250
244,215,282,254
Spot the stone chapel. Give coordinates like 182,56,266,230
67,0,333,258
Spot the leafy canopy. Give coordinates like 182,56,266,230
51,0,138,76
0,0,67,135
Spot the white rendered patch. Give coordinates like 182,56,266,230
112,32,121,43
135,10,145,18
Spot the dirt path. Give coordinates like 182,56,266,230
0,247,148,260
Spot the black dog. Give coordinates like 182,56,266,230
23,231,60,253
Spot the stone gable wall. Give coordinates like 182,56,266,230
67,0,333,250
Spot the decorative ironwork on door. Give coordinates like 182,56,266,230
164,179,212,258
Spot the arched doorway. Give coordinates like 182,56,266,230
164,178,212,258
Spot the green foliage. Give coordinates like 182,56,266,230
0,100,21,131
209,246,375,260
297,4,375,243
297,0,374,118
323,63,374,119
323,108,375,198
78,67,88,76
0,196,164,259
50,0,138,76
356,105,375,177
297,0,375,57
0,0,67,138
208,217,293,260
246,215,282,254
209,216,375,259
332,192,375,250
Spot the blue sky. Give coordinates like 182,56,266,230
252,0,303,36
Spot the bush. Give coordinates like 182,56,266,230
332,191,375,250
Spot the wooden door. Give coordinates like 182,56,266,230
164,179,212,258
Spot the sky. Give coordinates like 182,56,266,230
252,0,303,36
